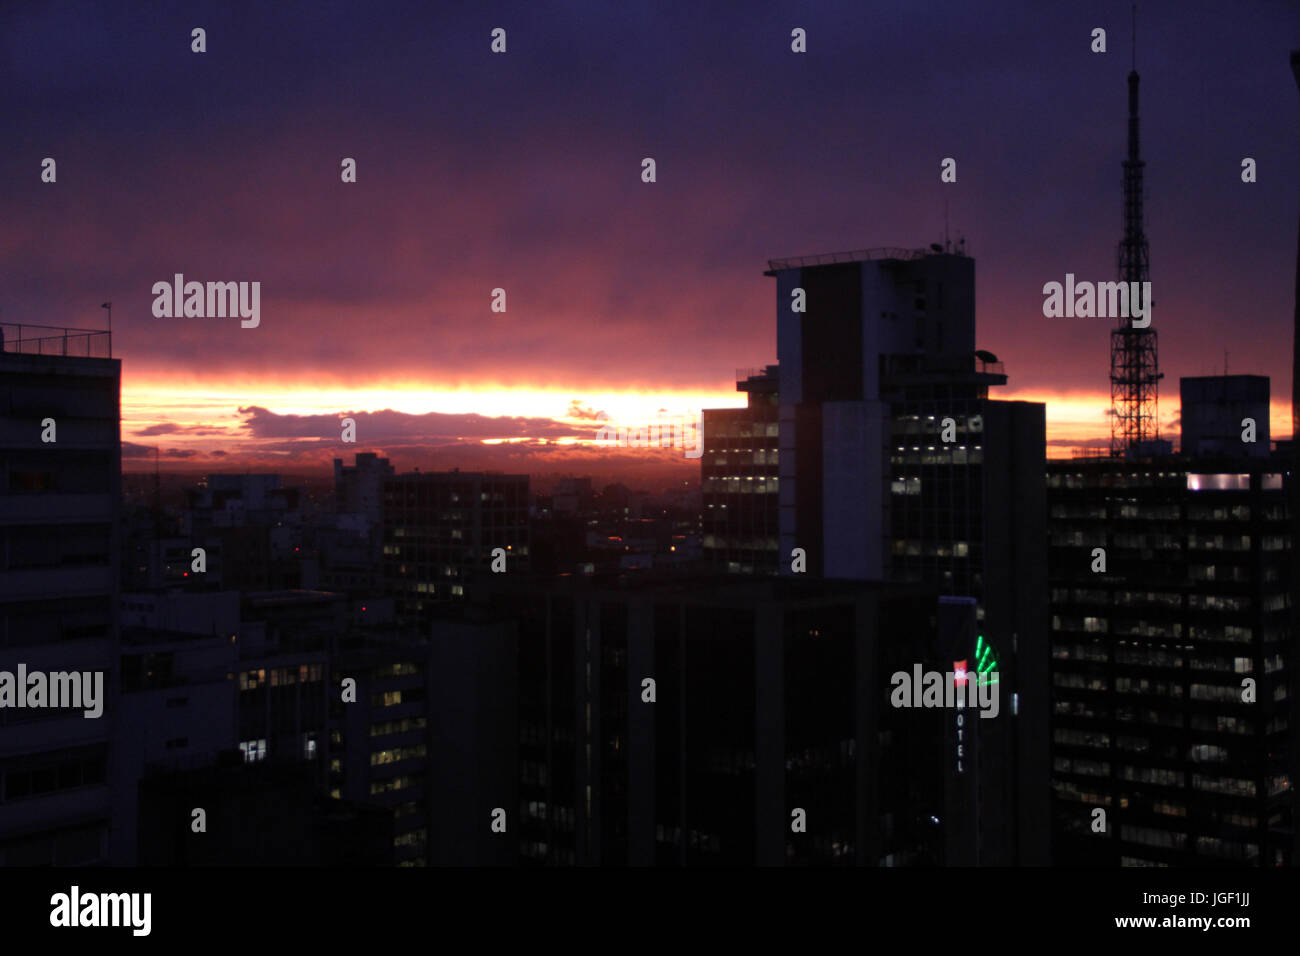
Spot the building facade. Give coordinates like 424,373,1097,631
1048,436,1293,865
0,329,120,865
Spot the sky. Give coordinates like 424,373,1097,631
3,0,1298,479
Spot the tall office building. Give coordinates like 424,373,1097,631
1048,382,1293,865
382,470,529,617
0,325,120,865
701,365,780,575
764,247,1049,864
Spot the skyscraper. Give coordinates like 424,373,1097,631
1047,413,1293,866
765,246,1050,864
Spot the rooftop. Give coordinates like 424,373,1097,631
0,323,111,359
765,245,967,273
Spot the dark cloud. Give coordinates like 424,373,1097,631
1046,437,1110,448
134,423,227,437
235,406,590,443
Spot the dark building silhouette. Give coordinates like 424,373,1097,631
182,474,309,590
1048,406,1293,865
472,573,997,866
763,247,1050,865
330,639,438,866
0,327,119,865
382,471,529,616
137,752,392,865
1289,47,1300,872
1180,376,1270,459
701,365,780,574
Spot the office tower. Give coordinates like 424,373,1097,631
1048,398,1293,865
764,247,1049,864
382,470,529,617
486,573,947,866
0,325,120,864
701,364,780,574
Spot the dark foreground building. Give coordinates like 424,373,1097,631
466,573,1023,866
761,246,1051,864
0,327,120,865
701,365,780,575
138,752,392,865
1048,403,1294,865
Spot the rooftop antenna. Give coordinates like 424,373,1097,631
1131,1,1137,71
944,200,951,252
1110,0,1161,456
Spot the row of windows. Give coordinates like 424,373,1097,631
1118,706,1183,728
1191,774,1256,797
1047,472,1189,489
707,450,778,466
892,540,970,558
394,829,427,848
373,662,422,679
372,688,427,708
1,751,106,802
1121,766,1183,787
890,448,983,466
371,716,427,737
1116,678,1182,698
1121,825,1186,850
1054,729,1110,748
371,744,427,766
1196,836,1259,861
370,775,418,795
701,477,778,494
892,414,983,437
701,535,779,551
1053,781,1110,805
1,597,111,648
272,664,323,686
706,422,779,438
1054,757,1109,777
239,664,323,691
1190,714,1252,735
2,525,111,570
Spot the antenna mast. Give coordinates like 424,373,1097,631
1109,1,1162,457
